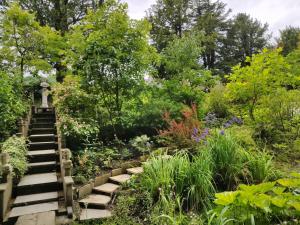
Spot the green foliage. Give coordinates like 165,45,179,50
278,26,300,56
102,191,153,225
161,33,204,80
255,89,300,147
0,3,64,79
219,13,269,73
159,105,202,148
140,152,215,212
203,130,276,189
146,0,192,51
19,0,102,33
69,0,157,126
213,173,300,224
129,135,151,156
0,71,27,140
52,75,99,141
226,48,295,121
1,136,28,179
206,84,230,118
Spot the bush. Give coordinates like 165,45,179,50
102,191,153,225
1,136,28,180
206,84,230,118
158,104,203,148
0,72,27,140
213,173,300,224
52,75,99,144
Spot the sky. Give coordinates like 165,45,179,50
121,0,300,38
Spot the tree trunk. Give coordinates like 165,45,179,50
20,57,24,84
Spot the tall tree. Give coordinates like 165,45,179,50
147,0,192,52
19,0,102,34
227,49,294,121
0,3,64,82
69,0,156,126
219,13,269,74
277,26,300,56
192,0,231,71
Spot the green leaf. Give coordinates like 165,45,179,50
277,178,300,188
271,196,287,208
288,201,300,211
272,187,286,195
253,194,271,212
214,191,239,206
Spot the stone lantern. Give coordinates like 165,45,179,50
40,81,50,108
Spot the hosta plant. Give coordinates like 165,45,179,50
213,173,300,224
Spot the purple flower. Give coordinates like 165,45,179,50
223,116,243,128
224,122,231,128
220,130,225,135
192,128,210,143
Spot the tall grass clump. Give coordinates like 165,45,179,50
204,131,245,189
187,148,215,211
245,150,277,183
140,152,215,213
203,130,277,190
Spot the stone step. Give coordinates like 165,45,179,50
13,192,59,207
126,167,143,175
31,123,55,129
15,211,56,225
27,150,57,163
32,118,55,123
33,111,55,117
109,174,131,184
27,161,57,174
93,183,120,196
8,201,58,220
30,128,56,135
80,209,111,221
29,142,58,151
79,194,111,209
17,173,61,195
29,134,56,142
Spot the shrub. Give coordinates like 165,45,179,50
206,84,230,118
129,135,151,156
102,191,153,225
159,104,202,148
0,72,27,140
52,75,99,144
1,136,28,180
213,173,300,224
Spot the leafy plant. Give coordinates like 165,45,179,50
159,104,202,148
206,84,230,118
203,130,276,189
0,71,28,140
1,136,28,180
130,135,151,156
102,190,153,225
213,173,300,224
139,152,215,212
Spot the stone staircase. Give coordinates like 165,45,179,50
6,108,65,224
79,167,143,221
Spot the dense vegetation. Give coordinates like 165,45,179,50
0,0,300,224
